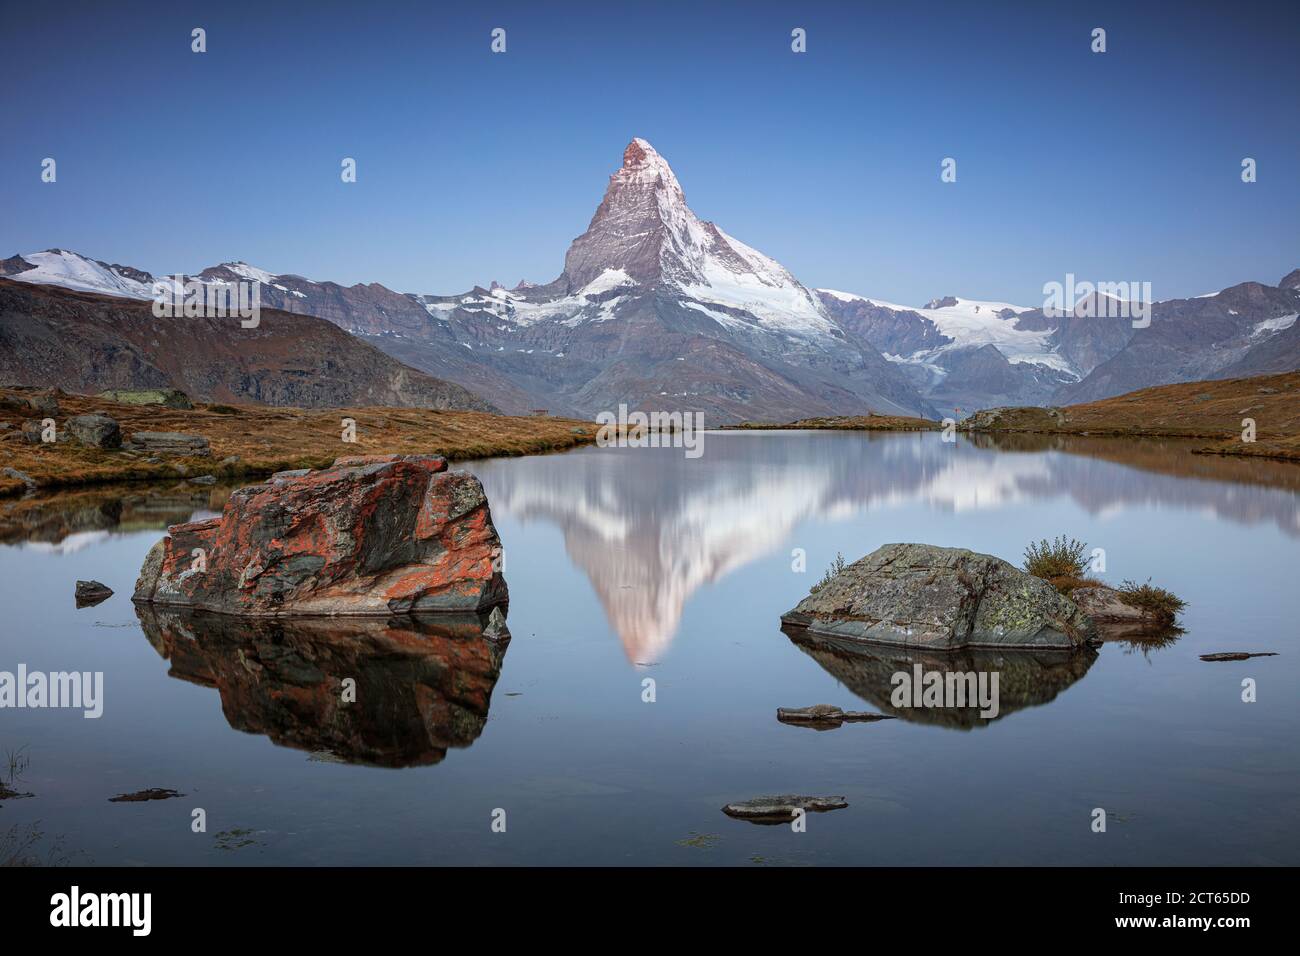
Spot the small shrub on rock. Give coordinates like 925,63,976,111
1117,579,1187,626
1023,536,1089,580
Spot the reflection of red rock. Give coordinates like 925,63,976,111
133,454,507,615
137,604,510,766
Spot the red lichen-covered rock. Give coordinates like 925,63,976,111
132,454,507,615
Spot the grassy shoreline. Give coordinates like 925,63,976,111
722,414,939,432
728,372,1300,463
0,389,598,498
4,371,1297,497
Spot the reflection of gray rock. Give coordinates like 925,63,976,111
782,543,1096,650
136,604,510,767
784,626,1097,730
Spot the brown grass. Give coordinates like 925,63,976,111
1116,579,1188,626
969,371,1300,461
1046,575,1106,596
0,389,597,497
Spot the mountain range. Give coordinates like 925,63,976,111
4,138,1298,420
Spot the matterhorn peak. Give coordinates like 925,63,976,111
618,138,682,191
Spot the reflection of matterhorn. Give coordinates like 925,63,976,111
469,433,1300,662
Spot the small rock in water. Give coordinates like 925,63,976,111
108,788,184,802
75,579,114,607
722,794,848,824
1199,652,1278,662
189,474,216,485
776,704,895,729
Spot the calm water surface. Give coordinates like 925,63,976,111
1,431,1297,865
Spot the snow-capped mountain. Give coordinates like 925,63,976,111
401,138,932,421
5,139,1299,420
1,249,160,298
1,141,932,422
817,276,1300,417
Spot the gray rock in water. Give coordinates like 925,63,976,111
782,543,1097,650
67,413,122,449
75,579,114,607
722,795,848,823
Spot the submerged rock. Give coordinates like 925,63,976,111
722,795,848,823
133,453,507,616
782,543,1096,650
776,704,894,729
109,788,184,802
75,579,114,607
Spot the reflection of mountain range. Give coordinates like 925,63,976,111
136,605,510,767
468,432,1300,660
783,627,1097,730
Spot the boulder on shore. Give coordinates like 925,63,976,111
960,406,1066,431
98,388,193,410
67,413,121,449
133,453,508,616
782,543,1097,650
124,431,210,457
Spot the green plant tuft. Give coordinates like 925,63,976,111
1023,536,1089,581
809,552,846,594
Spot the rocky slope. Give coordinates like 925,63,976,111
0,279,495,411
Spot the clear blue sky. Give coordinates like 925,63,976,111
2,0,1297,305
